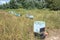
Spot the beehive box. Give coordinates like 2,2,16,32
26,14,34,19
34,21,45,33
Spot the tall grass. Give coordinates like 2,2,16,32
0,9,60,40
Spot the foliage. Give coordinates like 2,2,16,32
8,0,19,9
0,3,9,9
0,0,19,9
46,0,60,10
0,0,60,10
0,0,47,9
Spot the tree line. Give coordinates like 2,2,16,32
0,0,60,10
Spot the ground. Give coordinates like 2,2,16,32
0,9,60,40
45,29,60,40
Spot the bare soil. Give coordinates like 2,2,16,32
45,29,60,40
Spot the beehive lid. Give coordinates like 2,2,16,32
34,21,45,33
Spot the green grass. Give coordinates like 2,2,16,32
0,9,60,40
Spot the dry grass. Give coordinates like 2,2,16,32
0,9,60,40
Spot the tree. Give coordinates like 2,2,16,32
46,0,60,10
9,0,19,9
51,0,60,10
16,0,47,9
0,5,3,9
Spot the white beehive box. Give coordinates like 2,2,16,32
15,13,21,17
26,14,34,19
34,21,45,33
9,11,15,14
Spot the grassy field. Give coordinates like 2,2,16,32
0,9,60,40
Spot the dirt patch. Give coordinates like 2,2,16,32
45,29,60,40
